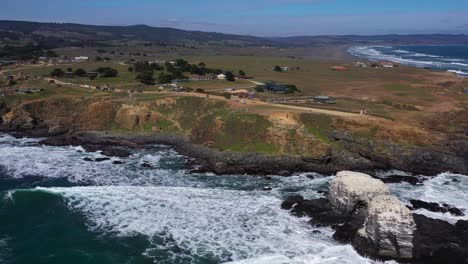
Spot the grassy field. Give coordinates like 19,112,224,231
3,50,467,123
1,80,104,107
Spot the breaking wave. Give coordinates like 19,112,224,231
348,45,468,77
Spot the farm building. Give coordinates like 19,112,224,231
313,96,336,104
380,62,397,68
217,73,226,80
74,56,89,62
228,89,251,98
189,74,217,81
330,66,348,71
356,62,367,67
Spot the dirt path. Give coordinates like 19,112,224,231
168,92,365,118
39,77,369,119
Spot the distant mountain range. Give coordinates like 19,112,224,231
2,20,468,48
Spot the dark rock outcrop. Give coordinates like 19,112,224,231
413,214,468,264
410,200,465,216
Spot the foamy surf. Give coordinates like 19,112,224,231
349,45,468,77
20,185,381,264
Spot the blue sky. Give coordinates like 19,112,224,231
2,0,468,36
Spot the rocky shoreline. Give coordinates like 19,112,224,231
282,171,468,264
1,127,467,177
1,99,467,176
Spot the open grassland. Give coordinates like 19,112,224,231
1,80,104,107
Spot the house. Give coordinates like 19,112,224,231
281,66,290,71
228,89,250,98
463,88,468,94
258,83,294,94
313,96,336,104
380,62,396,68
217,74,226,80
356,62,367,67
330,66,348,71
188,74,217,81
74,56,89,62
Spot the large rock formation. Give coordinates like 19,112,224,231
354,195,415,260
282,171,467,263
328,171,390,214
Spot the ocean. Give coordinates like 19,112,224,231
0,133,466,264
348,45,468,76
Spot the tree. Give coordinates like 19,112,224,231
134,61,151,73
157,72,174,84
67,67,73,72
95,56,103,62
74,68,87,77
128,67,134,72
138,71,155,85
225,71,235,82
150,63,164,71
238,70,246,76
96,67,118,78
45,50,58,58
50,68,65,77
273,66,282,72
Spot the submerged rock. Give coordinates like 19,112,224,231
410,200,465,216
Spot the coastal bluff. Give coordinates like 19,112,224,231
283,171,468,263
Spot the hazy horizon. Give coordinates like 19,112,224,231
2,0,468,37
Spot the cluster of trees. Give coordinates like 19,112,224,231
273,65,282,72
96,67,118,77
95,56,111,62
132,59,240,85
255,83,300,94
50,67,118,78
0,43,58,60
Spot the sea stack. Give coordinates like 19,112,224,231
328,171,390,214
283,170,418,261
354,194,415,260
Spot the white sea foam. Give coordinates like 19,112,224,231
393,49,410,54
348,46,468,76
447,70,468,76
28,186,381,264
388,172,468,223
450,62,468,67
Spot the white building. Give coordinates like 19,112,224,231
74,56,89,62
217,74,226,80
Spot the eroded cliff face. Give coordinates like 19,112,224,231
0,96,466,175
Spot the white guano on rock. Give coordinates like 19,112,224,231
357,195,415,259
328,171,390,214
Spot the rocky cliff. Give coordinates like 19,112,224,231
0,97,467,175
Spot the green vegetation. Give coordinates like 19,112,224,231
225,71,235,82
298,113,334,144
214,111,276,153
50,68,65,77
137,71,156,85
96,67,118,78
